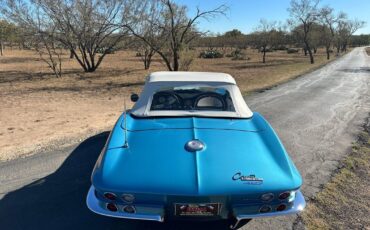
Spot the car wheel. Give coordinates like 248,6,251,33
229,218,252,229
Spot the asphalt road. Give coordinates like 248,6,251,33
0,48,369,230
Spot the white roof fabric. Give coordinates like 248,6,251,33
130,72,253,118
148,71,236,84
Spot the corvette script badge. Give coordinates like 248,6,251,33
232,172,263,185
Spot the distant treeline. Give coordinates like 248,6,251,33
1,21,368,52
0,0,368,77
193,30,370,49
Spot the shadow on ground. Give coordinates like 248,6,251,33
0,132,232,230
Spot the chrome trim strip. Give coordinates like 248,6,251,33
86,186,164,222
234,190,306,220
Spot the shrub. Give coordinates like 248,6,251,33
287,48,299,54
96,47,115,54
199,50,223,59
274,45,287,51
229,49,248,61
179,51,196,71
260,47,273,52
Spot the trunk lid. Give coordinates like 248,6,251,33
94,116,300,196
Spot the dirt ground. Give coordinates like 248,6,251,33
0,48,333,161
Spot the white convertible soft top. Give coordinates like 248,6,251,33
148,71,237,84
130,72,253,118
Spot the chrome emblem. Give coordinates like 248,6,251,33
232,172,263,185
185,140,205,152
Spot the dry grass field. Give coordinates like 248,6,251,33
0,48,336,161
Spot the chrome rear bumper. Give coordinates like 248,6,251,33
230,190,306,229
86,186,164,222
87,186,305,224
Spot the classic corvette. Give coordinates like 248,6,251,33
86,71,305,229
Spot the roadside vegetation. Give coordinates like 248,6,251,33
298,117,370,229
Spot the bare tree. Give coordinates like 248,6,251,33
129,3,160,70
34,30,63,77
0,4,63,76
2,0,135,72
0,20,9,56
135,39,156,70
318,7,344,59
0,20,18,56
335,16,365,53
124,0,228,71
251,19,280,63
288,0,320,64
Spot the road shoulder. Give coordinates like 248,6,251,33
295,115,370,229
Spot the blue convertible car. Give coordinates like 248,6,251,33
87,72,305,229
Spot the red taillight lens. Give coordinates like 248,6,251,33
279,192,290,200
106,203,118,212
276,204,286,211
104,192,116,200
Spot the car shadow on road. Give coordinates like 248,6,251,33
0,132,232,230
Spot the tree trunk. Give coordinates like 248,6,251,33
326,46,330,60
0,41,3,56
86,65,97,72
303,47,308,56
145,54,153,70
308,48,314,64
144,53,150,70
262,48,266,63
304,38,314,64
173,49,179,71
69,49,74,59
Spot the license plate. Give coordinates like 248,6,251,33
175,203,221,216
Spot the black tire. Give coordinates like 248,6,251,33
229,218,252,229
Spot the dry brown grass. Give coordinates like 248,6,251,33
0,47,336,161
300,124,370,230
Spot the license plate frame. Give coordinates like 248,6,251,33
174,203,221,216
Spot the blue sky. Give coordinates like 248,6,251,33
175,0,370,35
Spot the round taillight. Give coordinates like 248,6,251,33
279,192,290,200
123,205,136,214
259,205,272,213
261,193,274,202
104,192,117,200
106,203,118,212
276,204,286,212
122,194,135,203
